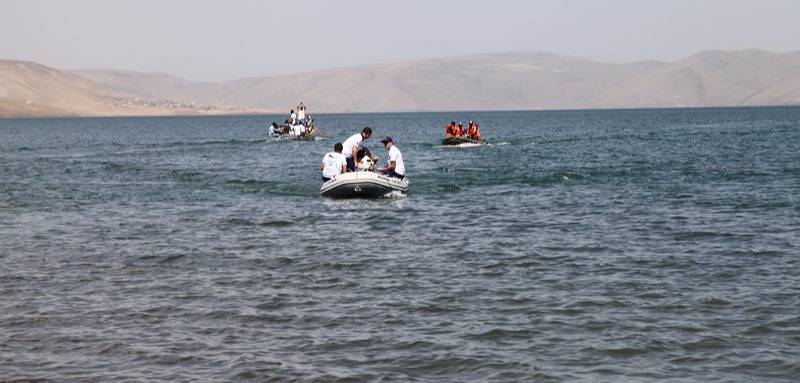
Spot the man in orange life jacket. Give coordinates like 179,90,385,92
445,121,457,137
467,120,481,140
455,122,464,136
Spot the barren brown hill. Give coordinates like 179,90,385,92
0,59,262,117
0,59,131,116
74,49,800,113
4,49,800,117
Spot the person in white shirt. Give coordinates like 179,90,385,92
342,126,377,171
296,102,306,124
376,136,405,179
320,142,347,182
268,122,281,137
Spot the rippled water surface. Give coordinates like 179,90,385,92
1,107,799,382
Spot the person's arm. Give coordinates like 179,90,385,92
320,160,325,171
352,144,359,164
382,160,396,171
341,163,347,174
364,146,377,160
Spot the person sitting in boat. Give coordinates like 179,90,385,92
445,121,457,137
342,126,377,172
455,122,464,136
376,136,405,180
269,122,282,137
467,120,481,140
320,142,347,182
293,124,305,137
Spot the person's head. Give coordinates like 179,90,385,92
361,126,372,139
458,122,463,127
334,142,343,153
450,121,456,125
381,136,393,148
272,122,278,127
290,109,294,113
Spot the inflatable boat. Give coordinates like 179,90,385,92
269,125,319,141
320,157,409,198
441,135,487,146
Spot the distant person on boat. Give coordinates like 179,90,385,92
455,122,464,136
290,109,297,125
293,124,305,137
342,126,377,172
376,136,405,180
445,121,457,137
297,102,306,124
467,120,481,140
269,122,282,136
320,142,347,182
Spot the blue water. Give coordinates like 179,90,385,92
1,107,799,382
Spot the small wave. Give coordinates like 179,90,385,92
225,218,257,226
158,254,187,264
438,184,462,193
672,231,736,241
259,220,294,227
165,169,207,182
226,179,281,194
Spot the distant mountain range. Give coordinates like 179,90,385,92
2,49,799,117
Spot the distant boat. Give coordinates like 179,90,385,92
269,125,320,141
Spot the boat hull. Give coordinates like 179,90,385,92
320,171,409,198
441,136,487,146
269,128,318,141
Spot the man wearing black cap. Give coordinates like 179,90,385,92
376,136,405,179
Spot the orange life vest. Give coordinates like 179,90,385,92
468,123,480,139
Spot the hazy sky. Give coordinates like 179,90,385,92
2,0,798,82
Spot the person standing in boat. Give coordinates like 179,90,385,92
297,102,306,125
290,109,297,125
376,136,405,180
320,142,347,182
342,126,377,172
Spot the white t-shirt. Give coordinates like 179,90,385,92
341,133,363,159
321,152,346,178
387,145,405,176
